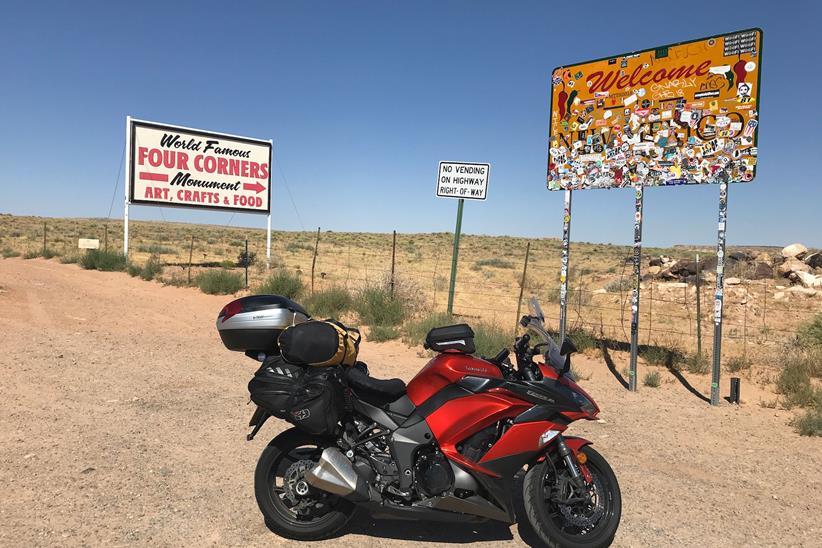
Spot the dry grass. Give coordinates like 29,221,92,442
1,214,820,376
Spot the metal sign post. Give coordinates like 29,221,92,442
266,139,273,268
711,182,729,406
628,185,644,392
435,161,490,317
266,212,272,267
558,190,572,341
446,198,464,316
124,116,131,257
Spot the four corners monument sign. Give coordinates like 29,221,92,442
127,119,273,213
124,117,274,261
546,28,762,191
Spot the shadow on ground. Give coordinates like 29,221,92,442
293,476,547,546
597,338,710,403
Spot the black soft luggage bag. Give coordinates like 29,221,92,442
287,368,345,436
278,320,361,367
248,356,305,418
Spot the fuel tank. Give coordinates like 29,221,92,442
407,353,503,406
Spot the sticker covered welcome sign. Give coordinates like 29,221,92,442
547,29,762,191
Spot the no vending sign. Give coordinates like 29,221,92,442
436,161,490,201
127,119,272,214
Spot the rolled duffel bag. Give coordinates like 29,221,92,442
248,356,305,418
287,367,345,436
278,320,361,367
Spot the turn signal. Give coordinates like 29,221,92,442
576,452,588,464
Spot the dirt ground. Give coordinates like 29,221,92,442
1,258,820,547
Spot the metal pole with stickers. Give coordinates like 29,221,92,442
628,185,644,392
547,29,762,403
711,182,729,405
558,190,572,341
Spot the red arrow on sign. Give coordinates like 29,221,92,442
243,181,265,194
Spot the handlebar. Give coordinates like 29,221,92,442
514,333,530,355
513,334,542,381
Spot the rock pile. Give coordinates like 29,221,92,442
777,243,822,289
644,242,821,290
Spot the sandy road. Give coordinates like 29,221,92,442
0,258,820,547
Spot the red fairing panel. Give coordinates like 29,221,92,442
479,421,567,464
407,353,502,406
425,392,531,477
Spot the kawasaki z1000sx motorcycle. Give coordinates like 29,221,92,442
217,296,620,548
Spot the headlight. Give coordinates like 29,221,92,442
570,390,597,415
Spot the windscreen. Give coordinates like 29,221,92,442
527,297,565,371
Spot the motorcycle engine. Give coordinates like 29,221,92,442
414,448,454,497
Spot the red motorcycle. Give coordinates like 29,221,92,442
235,297,621,548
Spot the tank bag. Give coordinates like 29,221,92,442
278,320,361,367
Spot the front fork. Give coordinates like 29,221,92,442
555,435,593,485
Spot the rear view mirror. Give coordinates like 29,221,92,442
519,315,531,328
560,338,577,356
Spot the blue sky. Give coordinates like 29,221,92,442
0,0,819,247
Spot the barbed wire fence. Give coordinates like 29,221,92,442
3,218,819,364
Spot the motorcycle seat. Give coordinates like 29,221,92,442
346,364,407,406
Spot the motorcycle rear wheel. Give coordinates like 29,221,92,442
254,428,355,540
523,445,621,548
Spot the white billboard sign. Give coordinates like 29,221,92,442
127,119,272,214
436,161,490,201
78,238,100,249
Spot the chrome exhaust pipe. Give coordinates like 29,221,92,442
305,448,370,501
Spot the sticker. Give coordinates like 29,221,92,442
547,31,760,190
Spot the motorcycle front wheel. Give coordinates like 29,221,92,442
523,445,621,548
254,428,355,540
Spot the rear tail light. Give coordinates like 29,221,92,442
219,300,243,323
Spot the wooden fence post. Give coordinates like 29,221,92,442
390,230,397,298
244,239,249,289
695,254,702,357
515,242,531,333
187,235,194,284
310,227,320,296
743,282,749,360
762,280,768,341
647,281,653,345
